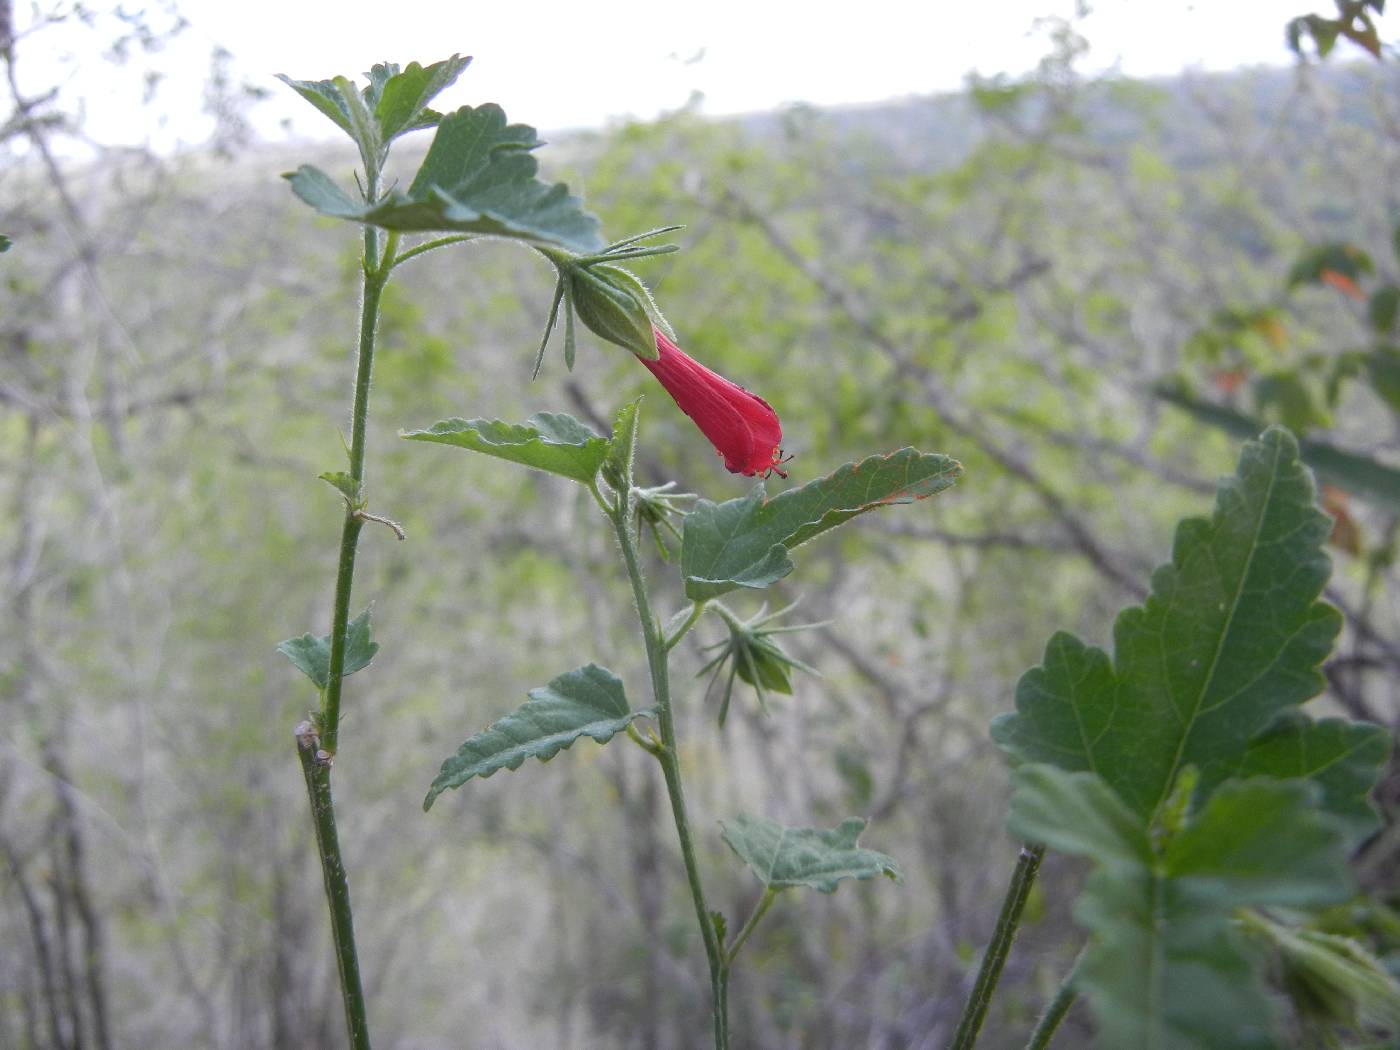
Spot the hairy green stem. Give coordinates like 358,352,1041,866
321,255,388,754
949,843,1046,1050
298,743,369,1050
608,499,728,1049
1024,947,1082,1050
297,176,399,1050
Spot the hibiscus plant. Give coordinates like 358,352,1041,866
275,57,1395,1050
276,57,960,1050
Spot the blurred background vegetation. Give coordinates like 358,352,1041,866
2,3,1399,1048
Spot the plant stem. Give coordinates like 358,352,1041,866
297,177,397,1050
322,223,395,755
608,499,728,1049
949,843,1046,1050
1024,947,1082,1050
298,742,369,1050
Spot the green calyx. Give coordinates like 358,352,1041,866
697,600,826,727
533,227,681,369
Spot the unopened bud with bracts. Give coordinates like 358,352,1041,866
697,600,826,727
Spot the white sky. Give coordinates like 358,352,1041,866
13,1,1304,149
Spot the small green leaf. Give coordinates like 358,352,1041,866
719,814,902,894
604,398,642,492
681,449,963,601
1369,285,1400,333
373,55,471,140
711,910,728,947
334,75,382,176
275,73,354,135
361,62,396,112
277,607,380,690
993,428,1342,820
1010,766,1354,1050
318,471,362,506
0,234,12,253
401,412,610,485
424,664,655,808
1156,382,1400,513
283,165,362,218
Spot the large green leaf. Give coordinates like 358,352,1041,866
1156,382,1400,513
284,103,603,253
424,664,654,808
719,814,902,894
1011,765,1353,1050
277,607,379,690
401,412,610,485
680,449,963,601
992,427,1342,819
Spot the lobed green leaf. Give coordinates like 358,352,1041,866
1011,765,1353,1050
401,412,610,485
372,55,471,141
424,664,654,808
719,813,902,894
993,427,1346,820
286,103,603,253
680,449,963,601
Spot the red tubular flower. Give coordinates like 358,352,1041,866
639,328,786,477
